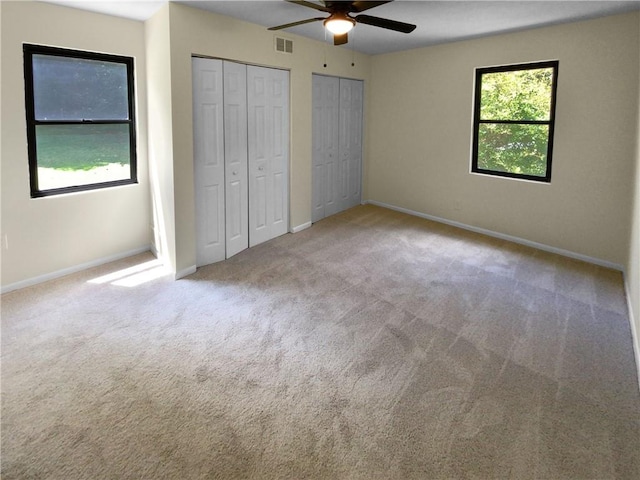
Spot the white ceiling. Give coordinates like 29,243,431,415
44,1,640,55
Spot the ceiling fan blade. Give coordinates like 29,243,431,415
268,17,324,30
350,1,393,13
286,0,330,13
355,14,416,33
334,33,348,45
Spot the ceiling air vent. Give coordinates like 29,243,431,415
275,37,293,54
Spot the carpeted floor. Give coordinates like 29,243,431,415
2,204,639,479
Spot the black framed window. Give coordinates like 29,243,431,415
23,44,137,197
472,61,559,182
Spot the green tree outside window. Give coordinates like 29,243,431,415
472,61,559,182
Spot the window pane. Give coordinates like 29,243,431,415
480,68,553,121
32,54,129,121
477,123,549,177
35,124,131,190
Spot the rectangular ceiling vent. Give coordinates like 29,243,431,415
275,37,293,54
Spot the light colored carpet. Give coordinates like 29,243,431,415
2,204,639,479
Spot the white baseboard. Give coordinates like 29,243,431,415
624,274,640,393
175,265,196,280
364,200,624,271
1,246,152,294
365,199,637,389
291,221,312,233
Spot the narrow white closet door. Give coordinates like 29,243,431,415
192,57,225,267
338,79,352,211
223,61,249,258
311,75,325,222
312,74,340,223
347,79,363,209
247,66,289,247
338,78,363,211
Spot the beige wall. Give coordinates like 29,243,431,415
628,12,640,373
162,3,371,275
368,12,640,267
0,1,150,289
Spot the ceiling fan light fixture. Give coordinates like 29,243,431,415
324,13,355,35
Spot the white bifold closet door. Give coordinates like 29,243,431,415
192,57,289,267
312,74,340,223
338,78,363,211
247,65,290,247
312,74,363,223
192,57,226,266
223,61,249,258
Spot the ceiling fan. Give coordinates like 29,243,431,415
268,1,417,46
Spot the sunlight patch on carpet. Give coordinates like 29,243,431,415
87,259,166,287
